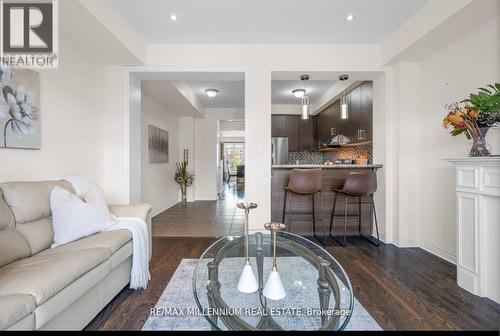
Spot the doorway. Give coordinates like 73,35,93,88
221,142,245,201
129,71,246,237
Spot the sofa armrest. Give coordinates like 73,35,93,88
109,203,152,221
109,203,152,260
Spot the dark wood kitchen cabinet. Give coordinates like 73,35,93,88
337,93,351,140
314,81,373,147
272,82,373,150
286,115,300,151
271,115,287,137
316,101,339,147
345,82,372,142
315,107,329,145
299,117,315,151
348,84,362,141
271,114,316,151
360,81,373,141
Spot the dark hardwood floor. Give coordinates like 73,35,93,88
86,235,500,331
86,237,216,330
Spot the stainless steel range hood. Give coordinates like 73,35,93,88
323,134,351,148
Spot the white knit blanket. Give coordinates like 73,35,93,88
60,176,151,289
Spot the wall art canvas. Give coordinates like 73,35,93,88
148,125,169,163
0,66,40,149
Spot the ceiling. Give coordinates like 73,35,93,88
272,80,336,104
141,80,245,110
138,71,375,112
133,72,244,81
220,120,244,131
271,71,383,81
142,78,339,110
133,72,245,110
113,0,428,44
184,81,245,108
141,81,202,116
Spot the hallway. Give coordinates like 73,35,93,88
152,177,245,237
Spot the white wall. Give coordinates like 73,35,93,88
178,116,195,202
415,16,499,261
194,108,245,200
141,91,180,216
370,16,500,263
0,38,108,192
372,74,388,242
129,74,142,203
103,66,129,204
394,62,422,247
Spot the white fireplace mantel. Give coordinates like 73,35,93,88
446,157,500,303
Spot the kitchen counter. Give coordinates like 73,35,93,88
272,164,383,169
271,163,382,237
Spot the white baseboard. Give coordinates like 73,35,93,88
151,200,179,218
418,240,456,265
371,233,418,247
372,234,456,265
396,240,420,248
376,232,388,243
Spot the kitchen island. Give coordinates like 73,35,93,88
271,164,382,238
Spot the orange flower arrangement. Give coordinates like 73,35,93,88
444,83,499,157
443,103,482,140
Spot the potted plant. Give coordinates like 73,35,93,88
174,160,194,204
443,83,500,157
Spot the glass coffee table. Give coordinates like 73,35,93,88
192,231,354,331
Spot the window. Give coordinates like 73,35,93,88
224,143,244,176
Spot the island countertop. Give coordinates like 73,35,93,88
271,163,382,237
272,164,383,169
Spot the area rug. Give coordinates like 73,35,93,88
143,259,382,331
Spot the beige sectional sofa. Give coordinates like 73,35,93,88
0,181,152,330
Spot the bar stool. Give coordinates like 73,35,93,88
282,169,327,246
329,171,380,247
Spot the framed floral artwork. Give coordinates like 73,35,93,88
0,66,40,149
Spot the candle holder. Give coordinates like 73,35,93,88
236,202,259,294
263,222,287,301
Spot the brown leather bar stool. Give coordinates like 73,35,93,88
282,168,327,246
329,171,380,247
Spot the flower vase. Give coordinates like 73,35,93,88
180,184,187,205
469,127,491,157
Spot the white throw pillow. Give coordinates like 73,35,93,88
50,186,113,248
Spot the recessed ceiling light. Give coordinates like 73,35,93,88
346,14,354,21
170,14,177,21
292,89,306,98
205,88,219,98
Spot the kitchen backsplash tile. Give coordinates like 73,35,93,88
289,144,372,164
289,151,323,164
324,143,373,164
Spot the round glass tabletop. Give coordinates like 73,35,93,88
192,231,354,331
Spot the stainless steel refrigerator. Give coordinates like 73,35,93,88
271,137,289,165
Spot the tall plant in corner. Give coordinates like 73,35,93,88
443,83,500,157
175,160,194,204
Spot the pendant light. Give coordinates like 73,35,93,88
341,91,348,119
301,95,309,120
299,74,310,120
339,74,349,119
292,89,306,98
